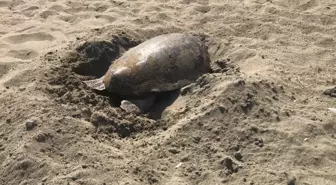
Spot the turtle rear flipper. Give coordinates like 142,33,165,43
83,76,106,91
120,95,156,115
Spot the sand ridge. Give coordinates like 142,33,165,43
0,0,336,185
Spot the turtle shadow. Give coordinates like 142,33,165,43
147,90,180,120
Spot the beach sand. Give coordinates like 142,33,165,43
0,0,336,184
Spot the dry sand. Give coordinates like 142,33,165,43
1,0,336,184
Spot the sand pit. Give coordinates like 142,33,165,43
0,0,336,185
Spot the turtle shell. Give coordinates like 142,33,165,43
103,33,211,96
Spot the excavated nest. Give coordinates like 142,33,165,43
43,32,235,138
44,33,165,138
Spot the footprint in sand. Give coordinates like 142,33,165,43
0,61,29,89
21,6,39,17
6,49,38,60
0,67,35,89
39,10,59,19
49,4,65,12
58,15,80,23
0,62,17,78
2,32,55,44
94,14,117,23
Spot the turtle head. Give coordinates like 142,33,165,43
103,66,132,94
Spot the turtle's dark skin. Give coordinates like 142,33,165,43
84,33,211,114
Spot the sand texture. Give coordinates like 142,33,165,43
1,0,336,184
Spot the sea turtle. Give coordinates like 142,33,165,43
84,33,211,114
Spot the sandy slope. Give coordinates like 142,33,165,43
0,0,336,185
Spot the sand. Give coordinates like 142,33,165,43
0,0,336,184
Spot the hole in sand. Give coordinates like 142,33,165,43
47,34,183,120
74,37,183,119
73,36,137,77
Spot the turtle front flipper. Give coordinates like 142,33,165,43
120,95,156,115
83,76,106,91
